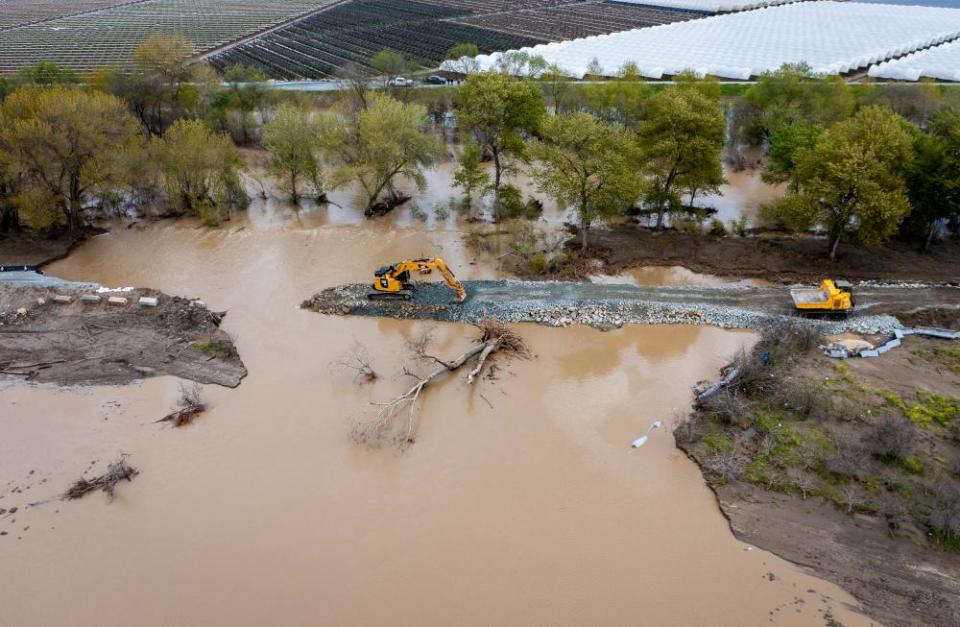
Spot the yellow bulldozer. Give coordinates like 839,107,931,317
368,257,466,302
790,279,854,316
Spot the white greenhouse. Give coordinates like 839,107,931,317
615,0,797,15
868,39,960,82
445,1,960,80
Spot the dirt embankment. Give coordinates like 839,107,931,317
0,282,246,387
583,225,960,285
678,331,960,627
0,231,94,268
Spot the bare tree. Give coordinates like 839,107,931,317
351,319,528,450
333,341,377,383
158,382,206,427
788,468,816,500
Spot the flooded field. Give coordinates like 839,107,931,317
0,205,870,625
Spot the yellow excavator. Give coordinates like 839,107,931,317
369,257,466,302
790,279,854,316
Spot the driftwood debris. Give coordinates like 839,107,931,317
157,383,206,427
64,456,139,501
352,318,529,449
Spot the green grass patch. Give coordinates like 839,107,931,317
192,339,224,358
899,457,925,475
702,433,732,454
932,531,960,553
907,391,960,428
876,388,908,413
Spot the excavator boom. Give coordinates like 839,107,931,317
369,257,466,302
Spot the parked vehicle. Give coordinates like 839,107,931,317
425,75,447,85
386,76,413,87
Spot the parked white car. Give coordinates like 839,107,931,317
386,76,413,87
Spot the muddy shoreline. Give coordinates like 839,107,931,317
0,280,246,387
699,480,960,627
677,332,960,627
583,225,960,285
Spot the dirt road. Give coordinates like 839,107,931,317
304,279,960,333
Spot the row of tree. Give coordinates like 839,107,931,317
1,35,958,259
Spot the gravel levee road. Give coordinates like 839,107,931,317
303,280,960,334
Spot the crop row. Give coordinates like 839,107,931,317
210,17,540,79
454,1,703,42
0,0,340,74
0,0,147,31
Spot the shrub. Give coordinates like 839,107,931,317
495,184,527,219
703,451,746,483
709,218,727,236
825,439,867,481
700,388,750,427
925,481,960,538
729,216,749,237
863,416,917,461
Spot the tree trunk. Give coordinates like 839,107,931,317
829,233,841,261
492,149,502,222
923,221,936,252
581,216,588,251
290,172,299,205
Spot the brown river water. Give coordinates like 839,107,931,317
0,200,870,625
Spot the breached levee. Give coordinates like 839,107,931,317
0,274,247,387
302,280,904,334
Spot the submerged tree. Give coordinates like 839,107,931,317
0,86,140,231
216,63,270,145
452,139,490,218
150,119,246,225
322,92,442,216
263,104,324,203
457,71,544,219
638,83,725,229
770,106,914,260
530,112,638,250
741,64,854,186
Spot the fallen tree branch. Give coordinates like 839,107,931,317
352,318,529,449
157,383,206,427
64,456,139,502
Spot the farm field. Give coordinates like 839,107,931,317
0,0,342,74
0,0,148,30
209,0,709,79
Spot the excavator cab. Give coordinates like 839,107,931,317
369,258,466,302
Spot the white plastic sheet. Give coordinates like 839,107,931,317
444,1,960,81
868,38,960,82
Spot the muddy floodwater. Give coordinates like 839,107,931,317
0,209,870,625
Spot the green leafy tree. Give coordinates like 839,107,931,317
151,119,246,225
125,33,217,135
771,106,914,260
452,139,490,218
445,43,480,75
904,107,960,250
457,71,544,219
530,112,639,250
263,104,323,203
0,86,141,231
219,63,269,145
638,83,725,229
322,92,442,216
371,50,407,87
741,64,854,185
16,62,79,86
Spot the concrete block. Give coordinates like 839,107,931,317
138,296,159,307
191,300,207,309
107,296,128,306
16,307,27,316
52,295,72,304
80,294,101,304
36,298,46,306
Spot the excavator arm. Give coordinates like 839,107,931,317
369,257,466,302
